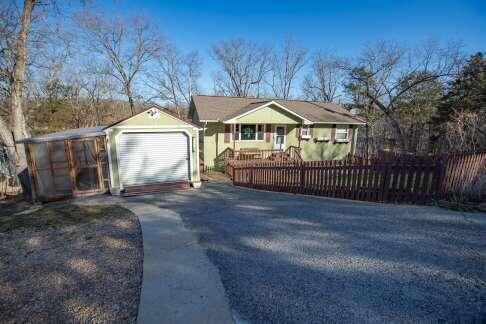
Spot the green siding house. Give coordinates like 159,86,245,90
188,95,365,170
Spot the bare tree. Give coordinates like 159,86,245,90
76,12,162,115
302,51,346,102
269,37,306,99
346,40,463,151
443,110,484,153
146,41,201,115
212,38,270,97
0,4,18,103
0,0,36,178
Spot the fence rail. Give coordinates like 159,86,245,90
230,152,486,204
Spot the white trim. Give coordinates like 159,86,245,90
195,127,200,183
109,125,202,130
105,106,200,130
273,125,287,150
300,124,311,138
114,129,193,190
199,119,219,122
104,129,116,190
224,101,313,125
335,125,349,141
234,123,265,142
312,121,365,125
334,139,350,143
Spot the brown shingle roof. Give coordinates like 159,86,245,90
192,95,365,124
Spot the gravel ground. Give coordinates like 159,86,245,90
0,204,143,323
157,182,486,323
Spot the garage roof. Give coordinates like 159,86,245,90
18,127,106,144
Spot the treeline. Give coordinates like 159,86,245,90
1,1,485,178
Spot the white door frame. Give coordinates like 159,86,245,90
273,125,286,150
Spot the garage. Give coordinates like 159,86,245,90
118,132,191,187
104,107,202,194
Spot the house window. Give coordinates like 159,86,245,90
235,124,264,141
234,124,240,140
300,125,311,139
335,126,349,142
241,124,256,140
257,125,264,140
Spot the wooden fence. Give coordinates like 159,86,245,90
229,152,486,204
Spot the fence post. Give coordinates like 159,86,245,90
300,162,305,193
381,161,391,202
250,165,254,187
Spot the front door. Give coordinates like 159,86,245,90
274,126,286,150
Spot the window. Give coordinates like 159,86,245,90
234,124,240,140
241,124,256,140
300,125,311,139
236,124,264,141
335,126,349,142
257,125,264,140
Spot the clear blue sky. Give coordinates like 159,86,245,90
94,0,486,92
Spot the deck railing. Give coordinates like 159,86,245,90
223,146,303,177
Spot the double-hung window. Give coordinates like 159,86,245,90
335,125,349,142
300,125,311,139
237,124,264,141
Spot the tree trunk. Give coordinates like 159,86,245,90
126,84,135,116
0,117,17,167
384,113,407,152
9,0,35,175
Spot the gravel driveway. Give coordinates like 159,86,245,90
153,182,486,323
0,204,142,323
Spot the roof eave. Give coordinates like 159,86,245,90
222,100,313,124
312,120,366,125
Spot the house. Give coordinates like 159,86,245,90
188,95,366,170
20,107,202,202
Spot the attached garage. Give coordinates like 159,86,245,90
104,107,201,194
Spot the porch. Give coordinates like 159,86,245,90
220,146,303,178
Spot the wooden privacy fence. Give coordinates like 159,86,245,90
229,152,486,204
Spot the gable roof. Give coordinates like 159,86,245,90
191,95,365,125
104,106,201,129
223,100,313,124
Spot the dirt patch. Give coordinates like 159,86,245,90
0,203,143,323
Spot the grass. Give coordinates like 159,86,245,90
0,201,126,233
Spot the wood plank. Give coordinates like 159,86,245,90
123,181,190,196
26,143,39,201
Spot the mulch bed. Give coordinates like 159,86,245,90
0,203,143,323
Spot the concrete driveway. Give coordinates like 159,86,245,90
146,182,486,323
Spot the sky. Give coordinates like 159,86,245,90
88,0,486,93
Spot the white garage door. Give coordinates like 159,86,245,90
118,132,190,187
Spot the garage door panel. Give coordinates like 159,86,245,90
118,132,190,187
